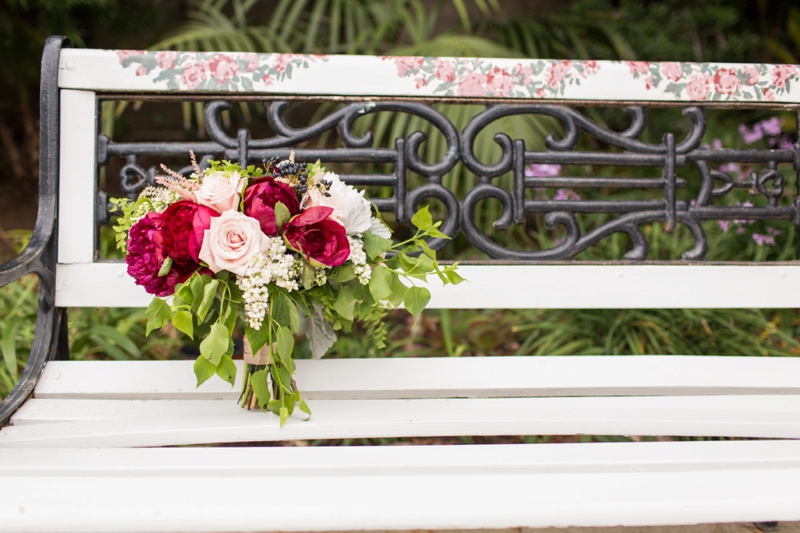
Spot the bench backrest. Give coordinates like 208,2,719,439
53,47,800,310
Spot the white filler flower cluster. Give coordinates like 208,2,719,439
348,236,371,285
236,237,300,330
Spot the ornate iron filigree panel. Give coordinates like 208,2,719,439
98,99,800,261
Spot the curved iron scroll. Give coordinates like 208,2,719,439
99,99,800,261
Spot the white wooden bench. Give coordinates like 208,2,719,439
2,36,800,531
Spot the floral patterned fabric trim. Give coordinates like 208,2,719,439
387,57,600,98
115,50,329,91
622,61,799,101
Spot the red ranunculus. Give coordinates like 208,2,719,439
284,206,350,267
126,212,197,296
243,176,300,236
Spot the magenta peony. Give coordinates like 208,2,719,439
284,206,350,267
243,177,300,235
126,212,196,296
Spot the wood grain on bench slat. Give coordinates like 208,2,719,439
33,357,800,401
55,263,800,308
2,442,800,531
4,395,800,447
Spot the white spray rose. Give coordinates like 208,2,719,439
196,171,242,213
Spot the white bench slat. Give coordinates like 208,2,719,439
4,395,800,447
2,442,800,531
55,263,800,308
14,395,800,425
57,49,800,104
33,357,800,401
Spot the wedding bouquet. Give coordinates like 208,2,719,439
112,152,462,424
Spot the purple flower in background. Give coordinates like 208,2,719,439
759,117,783,136
712,138,723,149
525,164,562,177
753,227,782,246
553,188,581,201
718,220,730,232
719,163,741,175
779,135,794,150
739,123,764,144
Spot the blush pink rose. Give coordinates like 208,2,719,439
660,62,683,82
209,54,239,84
546,61,572,88
582,60,599,76
742,66,760,85
487,67,514,96
686,73,713,100
456,71,487,96
514,63,533,85
394,56,424,77
195,171,242,213
771,64,799,88
135,65,148,76
713,68,741,95
433,59,456,82
155,51,179,69
116,50,144,63
241,53,259,72
626,61,650,75
199,211,271,276
273,54,293,73
181,61,208,89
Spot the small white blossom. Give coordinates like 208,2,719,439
236,237,301,330
348,236,371,285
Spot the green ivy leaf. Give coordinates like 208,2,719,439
411,206,434,231
369,265,393,301
388,275,408,308
333,263,356,283
445,267,465,285
363,230,393,261
144,298,173,336
332,285,356,321
200,322,229,365
193,355,217,387
276,326,293,361
197,279,220,322
245,324,269,357
157,256,173,277
215,354,237,386
172,310,194,339
250,369,271,410
270,287,300,333
302,261,316,290
274,201,290,230
404,286,431,318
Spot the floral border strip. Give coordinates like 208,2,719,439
387,57,600,98
116,50,329,91
622,61,799,101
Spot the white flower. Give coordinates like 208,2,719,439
347,236,371,285
303,172,372,235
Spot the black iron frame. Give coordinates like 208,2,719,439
2,37,799,426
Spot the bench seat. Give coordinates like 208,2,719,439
3,357,800,448
3,441,800,531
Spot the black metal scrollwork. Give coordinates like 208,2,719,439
99,99,800,262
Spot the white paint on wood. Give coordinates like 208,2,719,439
4,394,800,447
2,442,800,531
54,263,800,308
31,357,800,401
57,90,97,264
